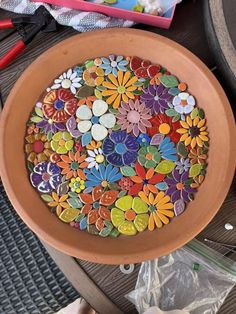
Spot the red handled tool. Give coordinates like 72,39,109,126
0,6,57,69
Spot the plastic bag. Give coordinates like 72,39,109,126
157,0,182,16
143,308,189,314
137,0,182,16
126,239,236,314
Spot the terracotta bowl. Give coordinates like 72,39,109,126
0,29,235,264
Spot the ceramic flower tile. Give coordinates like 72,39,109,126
24,55,209,237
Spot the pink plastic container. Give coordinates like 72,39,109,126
33,0,176,29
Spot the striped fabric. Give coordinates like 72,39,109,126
0,0,134,32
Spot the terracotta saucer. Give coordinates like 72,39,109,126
0,29,235,264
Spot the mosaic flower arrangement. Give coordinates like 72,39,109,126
25,55,209,237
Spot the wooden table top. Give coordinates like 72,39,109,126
204,0,236,99
1,1,235,313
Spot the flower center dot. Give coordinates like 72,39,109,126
33,140,44,153
51,153,60,163
115,143,127,154
95,154,104,163
149,205,155,213
74,182,80,188
94,202,100,209
61,79,72,89
181,99,187,107
42,173,50,181
176,183,184,190
90,73,97,80
125,209,136,221
117,86,126,94
91,116,99,124
59,139,66,146
54,99,64,110
71,161,79,170
144,179,148,185
154,95,159,101
111,61,117,67
189,126,200,137
101,180,108,188
48,119,53,124
145,153,153,160
159,123,171,135
127,110,140,123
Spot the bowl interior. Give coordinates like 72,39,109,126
0,29,235,264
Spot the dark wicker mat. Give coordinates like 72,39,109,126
0,181,79,314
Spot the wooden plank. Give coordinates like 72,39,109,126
42,241,124,314
78,260,140,314
203,0,236,100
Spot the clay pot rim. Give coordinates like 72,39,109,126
0,29,235,264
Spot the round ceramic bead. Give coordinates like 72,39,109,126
225,223,234,230
61,79,71,89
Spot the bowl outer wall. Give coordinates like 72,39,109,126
0,29,235,264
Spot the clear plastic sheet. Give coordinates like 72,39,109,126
159,0,182,16
138,0,182,16
126,240,236,314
